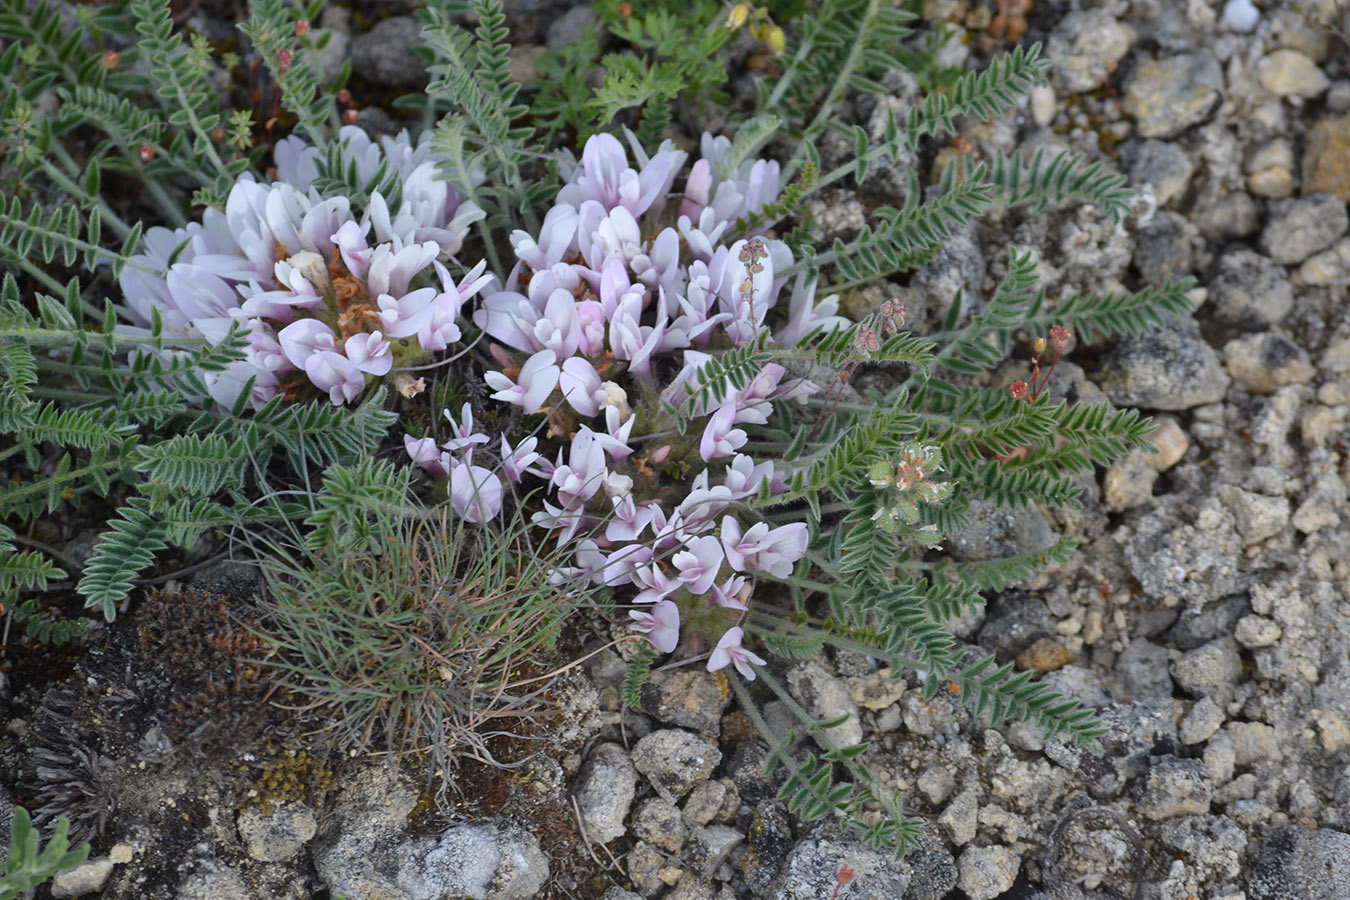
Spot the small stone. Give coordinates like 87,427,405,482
1248,138,1296,174
688,825,742,878
1116,638,1173,703
1104,449,1159,511
1207,248,1295,330
786,660,863,748
1047,9,1135,93
631,730,721,802
957,845,1020,900
1205,731,1237,783
627,841,665,896
1303,117,1350,202
1179,696,1225,745
572,743,637,844
1223,333,1316,394
1263,193,1350,264
1292,471,1348,535
349,17,428,89
1235,615,1282,649
641,668,728,736
846,668,906,710
682,780,727,829
1015,637,1073,674
940,787,979,846
1135,756,1213,820
1257,49,1331,98
1295,238,1350,285
50,858,115,899
1227,721,1284,766
545,5,599,50
1248,166,1295,198
919,764,956,805
1171,638,1243,701
949,499,1055,560
1098,326,1230,410
1133,210,1194,285
1146,415,1189,470
1223,0,1260,32
1124,53,1224,139
1121,139,1195,207
237,801,317,862
1218,485,1291,544
741,800,794,894
1249,826,1350,900
633,798,687,852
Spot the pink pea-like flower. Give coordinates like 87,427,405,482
707,627,765,680
629,600,681,653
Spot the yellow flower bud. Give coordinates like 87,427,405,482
1032,336,1047,356
726,2,751,29
765,23,786,54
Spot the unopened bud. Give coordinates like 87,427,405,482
726,2,751,29
648,444,672,465
102,50,121,69
1009,379,1028,400
1031,336,1047,357
336,88,352,105
765,24,786,54
138,144,155,163
342,109,359,125
617,1,632,15
294,19,310,36
1048,324,1071,354
212,126,226,141
276,47,292,70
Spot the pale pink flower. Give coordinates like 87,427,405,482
707,627,765,680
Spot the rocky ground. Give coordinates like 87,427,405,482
5,0,1350,899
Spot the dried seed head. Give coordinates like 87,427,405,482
294,19,310,36
1009,379,1029,400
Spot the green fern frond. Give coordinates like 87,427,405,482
945,652,1106,748
622,644,656,709
837,489,898,584
686,343,773,411
0,339,37,431
76,497,170,621
760,629,827,660
304,458,414,555
904,43,1048,145
9,598,85,646
16,403,131,450
131,433,246,496
240,390,398,473
932,248,1040,375
1033,280,1196,343
991,147,1133,223
931,534,1078,593
156,495,238,548
975,458,1084,509
0,524,66,595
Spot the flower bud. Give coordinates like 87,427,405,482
1049,324,1071,355
648,445,672,465
765,24,786,54
102,50,121,69
294,19,310,36
342,109,359,125
726,2,751,29
336,88,352,105
138,144,155,163
1009,379,1028,400
1032,336,1046,357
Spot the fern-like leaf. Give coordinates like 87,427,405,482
76,498,169,621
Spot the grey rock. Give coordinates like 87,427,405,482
1226,721,1284,766
604,889,646,900
949,499,1055,561
1296,237,1350,285
1194,191,1262,240
1041,665,1112,710
1047,9,1134,93
349,17,429,89
237,801,317,862
1167,595,1251,652
1250,826,1350,900
174,859,249,900
1133,211,1194,286
545,4,598,50
667,877,716,900
1217,485,1291,544
1124,53,1224,138
1045,702,1177,799
918,764,956,806
1293,471,1348,535
50,858,115,899
1114,638,1173,703
899,829,958,900
1179,696,1226,745
572,742,637,844
1262,194,1350,265
682,779,728,829
632,797,687,852
641,667,728,736
396,821,548,900
1098,325,1230,410
956,845,1020,900
1103,448,1158,511
741,800,795,895
1155,815,1248,885
688,824,743,877
626,840,666,896
631,729,721,802
939,787,979,846
728,744,779,804
1171,638,1243,703
313,765,421,900
1223,333,1316,394
1123,499,1243,612
1120,139,1195,207
1135,756,1213,820
770,830,911,900
1207,248,1295,332
1204,731,1237,783
1235,615,1282,649
786,660,862,749
1256,49,1331,98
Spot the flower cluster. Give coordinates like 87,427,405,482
866,442,952,544
117,126,489,409
409,131,848,675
